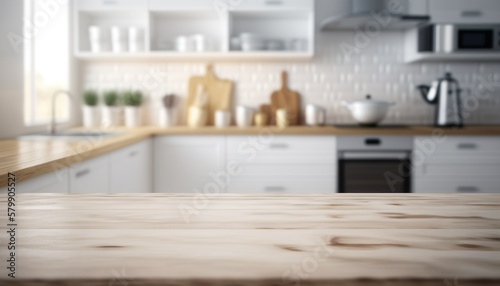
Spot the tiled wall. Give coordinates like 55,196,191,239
81,31,500,126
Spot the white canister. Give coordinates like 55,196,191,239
159,108,177,128
236,106,254,128
191,34,208,52
215,110,231,128
305,104,326,126
82,106,100,128
175,36,194,52
89,26,109,52
111,26,128,53
101,106,121,128
128,27,144,52
124,107,141,128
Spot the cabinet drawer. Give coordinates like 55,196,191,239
69,155,109,193
419,163,500,177
77,0,147,11
109,139,150,163
235,164,335,177
415,136,500,155
415,180,500,193
228,178,334,194
227,136,335,163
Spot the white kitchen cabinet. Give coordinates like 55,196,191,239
232,0,313,10
77,0,148,11
148,0,215,10
154,136,226,193
429,0,500,24
69,155,110,193
413,136,500,193
226,136,336,194
110,139,153,193
0,169,69,194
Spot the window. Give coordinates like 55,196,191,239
24,0,70,126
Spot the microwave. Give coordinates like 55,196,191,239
418,24,500,53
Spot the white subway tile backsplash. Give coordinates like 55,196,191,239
81,32,500,126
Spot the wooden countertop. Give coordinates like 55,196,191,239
0,194,499,285
1,125,500,187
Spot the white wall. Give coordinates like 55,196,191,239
0,0,79,139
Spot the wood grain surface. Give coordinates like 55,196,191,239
0,194,499,286
1,125,500,187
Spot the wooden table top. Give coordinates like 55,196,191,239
0,194,499,286
1,125,500,187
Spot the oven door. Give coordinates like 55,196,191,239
454,27,498,51
338,152,411,193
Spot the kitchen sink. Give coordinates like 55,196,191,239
18,131,122,141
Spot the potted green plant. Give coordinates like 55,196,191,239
102,90,121,128
123,90,144,127
82,90,99,128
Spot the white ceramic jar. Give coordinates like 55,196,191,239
236,106,254,128
215,110,231,128
305,104,326,126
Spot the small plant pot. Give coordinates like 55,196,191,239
159,108,177,128
102,106,121,128
82,106,100,128
125,106,142,128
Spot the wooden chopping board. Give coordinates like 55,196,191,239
185,65,233,125
270,71,300,125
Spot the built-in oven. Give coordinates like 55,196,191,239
417,24,500,53
337,136,413,193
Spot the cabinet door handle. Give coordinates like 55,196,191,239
129,151,138,157
457,143,477,150
269,143,288,149
461,10,482,17
75,169,90,178
265,0,283,6
264,186,286,192
457,186,479,193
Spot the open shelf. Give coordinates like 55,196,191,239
75,51,314,62
74,0,314,61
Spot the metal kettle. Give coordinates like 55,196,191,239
417,72,463,127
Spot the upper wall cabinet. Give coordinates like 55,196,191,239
231,0,313,10
429,0,500,24
74,0,315,61
78,0,148,11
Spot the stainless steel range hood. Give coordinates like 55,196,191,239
320,0,430,31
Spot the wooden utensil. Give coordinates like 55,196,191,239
185,65,233,125
270,71,300,126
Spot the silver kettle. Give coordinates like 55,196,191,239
417,72,463,127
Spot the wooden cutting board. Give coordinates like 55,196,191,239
185,65,233,125
270,71,300,126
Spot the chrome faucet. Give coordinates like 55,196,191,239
50,90,72,135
